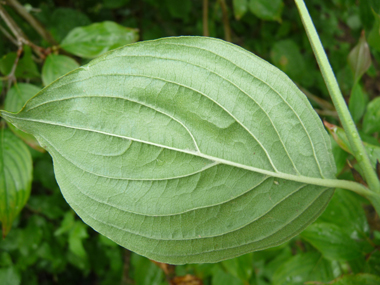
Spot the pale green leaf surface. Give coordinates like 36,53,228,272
1,37,336,264
0,129,32,237
42,54,79,86
60,21,138,58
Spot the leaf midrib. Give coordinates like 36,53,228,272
4,113,356,192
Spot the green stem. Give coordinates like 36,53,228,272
294,0,380,196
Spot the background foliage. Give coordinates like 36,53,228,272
1,0,380,284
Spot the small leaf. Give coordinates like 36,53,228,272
348,31,372,83
233,0,248,20
1,37,337,264
60,21,139,58
248,0,284,21
0,46,39,79
4,83,40,113
324,122,351,153
42,54,79,86
363,97,380,134
0,129,33,238
4,83,43,152
348,83,366,123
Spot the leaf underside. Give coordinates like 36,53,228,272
1,37,336,264
0,129,32,237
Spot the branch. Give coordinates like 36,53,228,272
0,3,44,58
218,0,231,42
6,44,22,90
314,109,339,118
0,24,17,45
203,0,209,37
5,0,57,45
0,3,27,41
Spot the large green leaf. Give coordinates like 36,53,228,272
60,21,139,58
0,37,337,264
0,129,33,238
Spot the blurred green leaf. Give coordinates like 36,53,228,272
42,54,79,86
270,39,306,82
4,83,43,152
48,8,91,42
131,254,163,285
212,266,244,285
272,252,334,285
348,32,371,82
363,97,380,134
233,0,248,20
248,0,283,21
0,266,21,285
368,10,380,52
0,46,39,79
102,0,130,9
318,189,369,237
165,0,192,19
54,211,75,236
301,222,367,261
0,129,32,238
68,221,88,259
222,253,253,282
4,83,40,113
33,154,58,190
61,21,139,58
328,273,380,284
348,83,366,123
